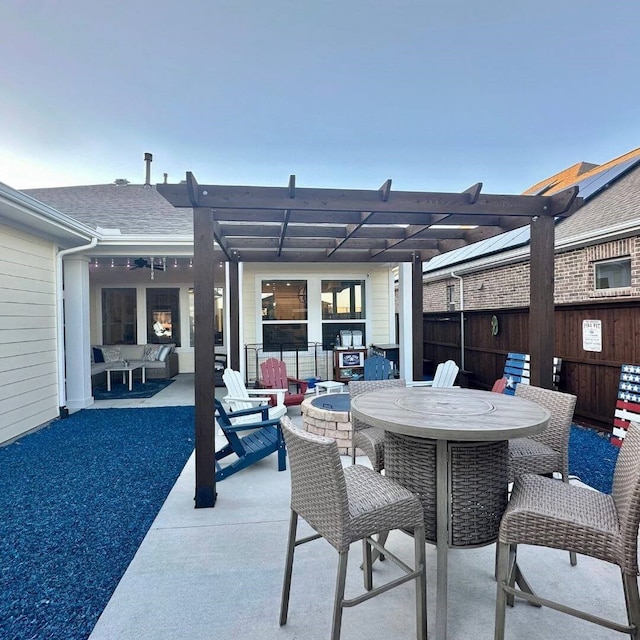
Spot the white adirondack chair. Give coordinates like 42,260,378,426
222,368,287,425
411,359,459,387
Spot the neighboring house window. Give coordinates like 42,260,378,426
189,287,224,348
594,258,631,290
321,279,366,349
446,284,455,309
102,288,137,344
261,280,308,351
147,288,181,346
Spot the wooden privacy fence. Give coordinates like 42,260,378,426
423,300,640,432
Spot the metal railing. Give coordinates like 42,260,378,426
243,342,333,386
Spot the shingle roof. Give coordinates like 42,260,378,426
23,184,192,236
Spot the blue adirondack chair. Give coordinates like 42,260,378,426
214,399,287,481
363,355,392,380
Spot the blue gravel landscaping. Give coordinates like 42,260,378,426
0,407,194,640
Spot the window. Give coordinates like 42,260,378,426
594,259,631,290
321,279,366,349
446,284,455,309
189,287,223,347
147,288,181,346
262,280,308,351
102,288,137,344
321,280,364,319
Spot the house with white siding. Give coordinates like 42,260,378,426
0,184,95,443
0,176,398,444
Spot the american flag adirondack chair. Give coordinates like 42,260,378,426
501,353,562,395
612,364,640,446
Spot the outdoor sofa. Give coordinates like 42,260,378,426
91,343,179,386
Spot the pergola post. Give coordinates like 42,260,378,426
529,215,555,389
412,253,424,382
228,261,240,371
193,207,216,508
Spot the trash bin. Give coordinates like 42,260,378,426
340,330,353,347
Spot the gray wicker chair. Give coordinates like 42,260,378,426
509,384,577,482
349,378,407,471
510,384,578,565
279,416,427,640
495,421,640,639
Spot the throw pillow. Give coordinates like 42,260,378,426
92,347,105,363
157,345,171,362
143,344,163,361
101,346,121,362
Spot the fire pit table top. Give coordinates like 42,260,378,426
309,392,350,413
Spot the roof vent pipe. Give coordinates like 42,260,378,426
144,152,153,187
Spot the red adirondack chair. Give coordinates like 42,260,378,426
491,376,508,393
259,358,309,407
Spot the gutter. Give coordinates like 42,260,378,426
450,272,465,371
56,238,98,415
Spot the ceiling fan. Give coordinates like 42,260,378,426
129,258,165,271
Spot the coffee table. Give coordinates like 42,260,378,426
106,363,146,392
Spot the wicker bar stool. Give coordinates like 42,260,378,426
279,416,427,640
509,385,577,483
509,384,578,565
349,378,407,471
495,421,640,639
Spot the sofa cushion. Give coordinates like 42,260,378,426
143,360,168,369
92,347,105,363
120,345,145,361
143,344,163,361
101,346,121,362
157,345,172,362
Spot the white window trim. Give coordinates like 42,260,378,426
254,273,371,349
593,257,631,291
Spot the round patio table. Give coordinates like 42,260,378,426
351,386,550,640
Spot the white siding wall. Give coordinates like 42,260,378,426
0,223,59,444
242,262,393,347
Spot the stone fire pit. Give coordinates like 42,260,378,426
301,392,353,455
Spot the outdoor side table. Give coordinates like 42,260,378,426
314,380,345,395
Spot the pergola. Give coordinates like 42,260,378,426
158,173,581,508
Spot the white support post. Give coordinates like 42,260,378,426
398,263,413,381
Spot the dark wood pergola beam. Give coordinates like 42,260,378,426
195,209,545,226
219,223,470,241
158,182,579,218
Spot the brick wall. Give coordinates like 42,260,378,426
421,237,640,311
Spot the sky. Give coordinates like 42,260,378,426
1,0,639,195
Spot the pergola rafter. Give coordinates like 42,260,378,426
157,173,582,508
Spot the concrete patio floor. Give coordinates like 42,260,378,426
86,374,631,639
